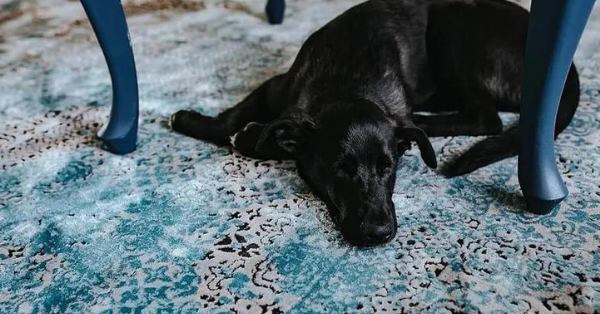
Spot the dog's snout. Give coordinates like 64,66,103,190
361,221,394,245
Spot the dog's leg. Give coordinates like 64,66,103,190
170,75,284,146
412,111,502,137
412,92,503,137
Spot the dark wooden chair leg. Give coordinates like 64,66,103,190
519,0,596,214
80,0,139,155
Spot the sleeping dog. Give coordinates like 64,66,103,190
170,0,580,246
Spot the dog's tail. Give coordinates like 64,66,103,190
442,64,580,177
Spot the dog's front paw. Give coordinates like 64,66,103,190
170,110,214,133
169,110,193,131
169,110,231,145
231,122,265,151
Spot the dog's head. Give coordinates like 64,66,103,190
257,102,436,246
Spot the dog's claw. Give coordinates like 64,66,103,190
168,113,177,129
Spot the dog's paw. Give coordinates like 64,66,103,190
231,122,265,155
170,110,215,132
169,110,194,131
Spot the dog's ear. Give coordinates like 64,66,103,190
397,124,437,169
256,115,316,154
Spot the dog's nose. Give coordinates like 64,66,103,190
361,222,395,245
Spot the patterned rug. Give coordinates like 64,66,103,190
1,0,600,312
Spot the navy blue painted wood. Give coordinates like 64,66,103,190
266,0,286,24
519,0,596,214
80,0,139,155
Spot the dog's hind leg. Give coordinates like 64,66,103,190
412,111,503,137
412,91,503,137
170,75,284,146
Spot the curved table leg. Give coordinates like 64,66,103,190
265,0,286,24
519,0,596,214
80,0,139,155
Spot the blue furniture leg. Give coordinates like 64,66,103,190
519,0,596,214
266,0,285,24
80,0,139,155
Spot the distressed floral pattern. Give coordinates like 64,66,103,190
1,0,599,313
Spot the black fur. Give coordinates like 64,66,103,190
171,0,580,246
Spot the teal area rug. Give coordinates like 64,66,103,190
1,0,600,312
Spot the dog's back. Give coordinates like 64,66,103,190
286,0,436,115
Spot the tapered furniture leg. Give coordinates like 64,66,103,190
266,0,285,24
80,0,139,155
519,0,596,214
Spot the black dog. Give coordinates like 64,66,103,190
171,0,580,246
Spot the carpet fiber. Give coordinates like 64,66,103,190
1,0,600,312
